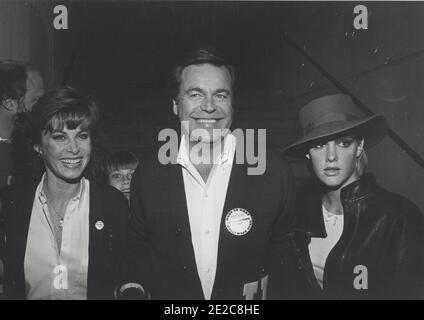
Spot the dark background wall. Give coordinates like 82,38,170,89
0,0,54,87
1,1,424,212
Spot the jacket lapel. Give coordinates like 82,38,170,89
87,183,106,299
5,184,38,298
15,185,38,247
212,161,247,298
167,163,204,298
296,186,326,238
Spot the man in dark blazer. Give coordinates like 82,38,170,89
122,48,295,300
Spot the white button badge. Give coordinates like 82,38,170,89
225,208,253,236
95,220,104,230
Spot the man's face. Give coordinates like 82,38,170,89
173,63,234,144
20,70,44,112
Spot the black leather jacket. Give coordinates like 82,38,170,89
281,173,424,299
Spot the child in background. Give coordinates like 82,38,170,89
104,151,139,202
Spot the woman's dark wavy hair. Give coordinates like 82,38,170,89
12,86,100,184
27,86,99,147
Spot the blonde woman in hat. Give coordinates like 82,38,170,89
284,94,424,299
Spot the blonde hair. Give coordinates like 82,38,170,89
356,149,368,177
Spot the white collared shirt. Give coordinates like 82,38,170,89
177,133,236,300
24,174,90,300
308,205,344,289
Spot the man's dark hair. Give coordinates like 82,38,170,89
170,48,235,100
0,60,27,103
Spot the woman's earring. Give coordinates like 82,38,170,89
34,145,43,157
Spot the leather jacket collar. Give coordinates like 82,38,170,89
340,173,376,204
287,172,424,299
295,173,377,238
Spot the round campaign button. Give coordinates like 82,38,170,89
225,208,253,236
95,220,104,230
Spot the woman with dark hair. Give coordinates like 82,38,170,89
2,87,128,299
283,94,424,299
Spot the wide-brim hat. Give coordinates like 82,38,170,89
284,94,387,158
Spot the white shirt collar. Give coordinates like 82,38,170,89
38,173,87,206
322,205,343,226
177,133,235,168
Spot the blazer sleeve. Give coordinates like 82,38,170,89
108,189,130,297
387,199,424,299
121,164,155,298
1,186,28,300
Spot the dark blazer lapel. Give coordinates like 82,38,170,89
296,186,326,238
168,163,191,246
212,161,247,296
15,185,38,250
88,182,101,250
87,183,106,299
219,161,247,233
167,163,204,298
5,184,38,298
166,146,191,242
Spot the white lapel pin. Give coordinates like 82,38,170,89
95,220,104,230
225,208,253,236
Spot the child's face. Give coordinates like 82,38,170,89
107,166,136,200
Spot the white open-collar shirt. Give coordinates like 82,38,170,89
177,133,236,300
24,174,90,300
